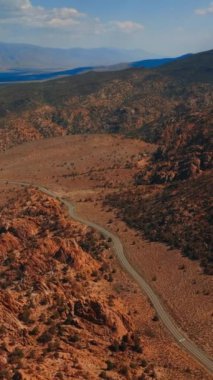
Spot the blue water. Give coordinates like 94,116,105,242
0,66,93,83
0,55,191,84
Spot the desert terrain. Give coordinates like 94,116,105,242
0,134,212,379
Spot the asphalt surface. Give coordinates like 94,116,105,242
1,180,213,374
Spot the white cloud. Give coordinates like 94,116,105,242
0,0,31,11
0,0,144,36
0,0,85,29
0,0,33,17
110,21,144,33
195,2,213,15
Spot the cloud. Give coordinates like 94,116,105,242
0,0,144,36
0,0,85,29
0,0,31,11
110,20,144,33
195,2,213,15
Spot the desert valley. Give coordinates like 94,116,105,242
0,18,212,380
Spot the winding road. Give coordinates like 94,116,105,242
1,180,213,374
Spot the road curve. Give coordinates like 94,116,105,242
1,180,213,374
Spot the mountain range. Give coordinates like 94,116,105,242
0,42,184,83
0,42,158,71
0,56,184,84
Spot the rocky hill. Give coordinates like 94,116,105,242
0,187,157,380
0,49,212,275
102,52,212,274
105,171,213,275
0,52,212,179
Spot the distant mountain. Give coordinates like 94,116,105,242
0,54,189,83
130,54,192,69
0,42,157,71
0,49,212,116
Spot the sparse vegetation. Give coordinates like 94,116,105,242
0,188,155,379
106,173,213,274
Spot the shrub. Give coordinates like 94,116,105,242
132,334,143,353
37,331,52,344
99,371,107,379
119,340,127,352
29,326,39,336
132,343,143,353
12,372,23,380
106,360,115,371
8,347,24,364
109,340,120,352
68,334,80,343
119,365,129,376
56,372,63,380
140,359,147,367
19,308,33,324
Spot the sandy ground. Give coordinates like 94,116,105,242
0,134,212,378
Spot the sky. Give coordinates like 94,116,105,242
0,0,212,55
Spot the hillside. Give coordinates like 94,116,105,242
0,186,157,380
158,49,213,83
0,49,212,275
106,171,213,274
0,50,212,179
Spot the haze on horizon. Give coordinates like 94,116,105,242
0,0,213,56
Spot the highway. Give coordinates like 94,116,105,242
1,180,213,374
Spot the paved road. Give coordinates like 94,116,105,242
1,180,213,374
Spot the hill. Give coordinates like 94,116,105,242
0,50,212,175
158,49,213,82
130,54,191,69
106,171,213,274
0,49,212,273
0,186,153,379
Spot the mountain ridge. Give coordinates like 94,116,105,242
0,55,186,84
0,42,157,71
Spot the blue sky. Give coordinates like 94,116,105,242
0,0,212,55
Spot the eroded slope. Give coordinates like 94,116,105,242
0,188,154,380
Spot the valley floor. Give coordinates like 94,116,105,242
0,134,212,379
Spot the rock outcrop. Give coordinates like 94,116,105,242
0,188,151,379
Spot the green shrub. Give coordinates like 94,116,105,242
109,340,120,352
106,360,115,371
